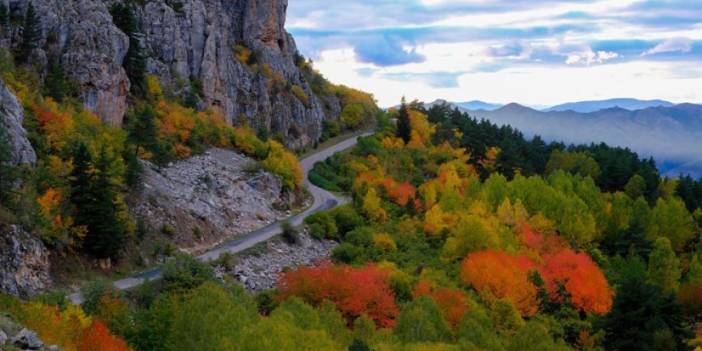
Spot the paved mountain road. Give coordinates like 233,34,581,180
68,133,369,304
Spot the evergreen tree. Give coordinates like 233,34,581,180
43,56,73,102
600,256,692,351
0,4,9,29
396,97,411,144
0,127,17,205
348,339,372,351
126,105,157,156
70,143,129,260
18,2,41,63
110,3,146,96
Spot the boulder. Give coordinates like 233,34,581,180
11,328,44,350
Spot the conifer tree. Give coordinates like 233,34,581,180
110,3,146,96
396,97,411,144
0,4,9,29
70,143,129,260
43,56,72,102
18,2,41,63
647,237,681,293
0,127,17,205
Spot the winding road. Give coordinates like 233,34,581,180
69,133,368,304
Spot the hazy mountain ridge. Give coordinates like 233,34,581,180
546,98,675,113
435,100,702,177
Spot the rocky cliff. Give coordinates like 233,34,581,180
0,78,36,165
0,224,52,298
4,0,341,148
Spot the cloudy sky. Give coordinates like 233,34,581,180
286,0,702,108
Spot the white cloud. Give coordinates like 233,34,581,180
642,37,693,56
565,49,619,65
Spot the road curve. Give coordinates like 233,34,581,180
69,132,369,304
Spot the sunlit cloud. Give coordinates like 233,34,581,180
287,0,702,107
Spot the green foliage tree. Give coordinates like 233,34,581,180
686,254,702,285
396,98,411,144
18,2,41,63
167,283,258,351
624,174,647,199
646,197,696,252
546,149,601,180
161,254,215,292
647,237,681,293
126,104,158,157
395,296,452,343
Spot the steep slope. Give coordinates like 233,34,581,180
545,98,674,113
455,103,702,176
2,0,347,148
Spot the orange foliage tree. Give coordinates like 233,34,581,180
460,250,539,316
539,248,613,315
278,262,399,328
77,320,132,351
382,177,417,206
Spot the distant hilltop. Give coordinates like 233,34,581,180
428,99,702,177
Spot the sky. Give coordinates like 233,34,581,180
286,0,702,108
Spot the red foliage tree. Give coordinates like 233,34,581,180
77,320,132,351
413,280,468,328
382,177,417,206
461,250,539,316
539,249,613,315
278,263,399,328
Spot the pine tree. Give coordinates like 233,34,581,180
126,105,157,156
70,143,129,260
0,127,17,205
109,4,146,96
18,2,41,63
43,56,72,102
396,97,411,144
0,4,9,29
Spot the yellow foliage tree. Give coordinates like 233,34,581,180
262,140,303,190
362,187,387,223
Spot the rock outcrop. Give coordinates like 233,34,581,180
8,0,130,126
0,224,52,298
4,0,340,148
0,78,36,165
0,314,60,350
136,0,335,149
129,148,308,254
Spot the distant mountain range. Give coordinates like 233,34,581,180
432,98,676,113
432,100,702,177
545,98,674,113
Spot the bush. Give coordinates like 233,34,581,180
161,254,215,292
81,278,118,315
304,211,338,240
291,85,310,107
281,221,299,245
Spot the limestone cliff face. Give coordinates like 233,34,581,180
0,224,51,298
5,0,338,148
0,78,36,165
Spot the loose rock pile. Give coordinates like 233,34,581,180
222,232,337,291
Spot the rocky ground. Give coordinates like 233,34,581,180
217,232,337,292
130,148,309,255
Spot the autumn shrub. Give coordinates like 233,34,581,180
261,140,303,190
291,84,310,107
278,262,399,328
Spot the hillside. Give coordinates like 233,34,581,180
545,98,674,113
